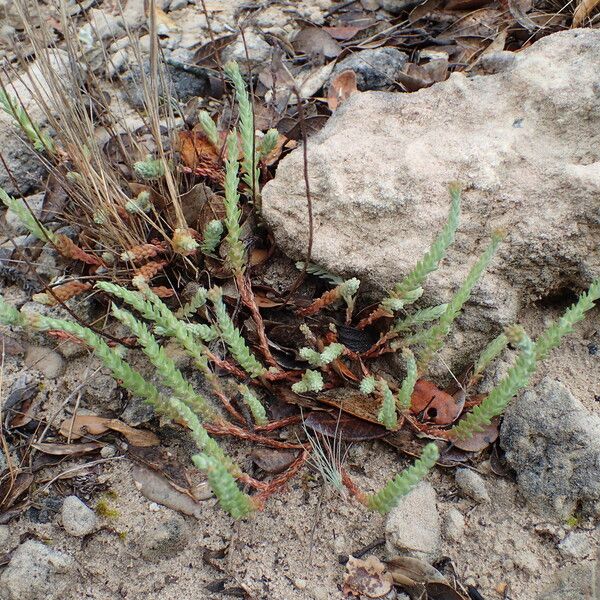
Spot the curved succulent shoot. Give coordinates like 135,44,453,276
133,156,166,180
471,332,508,384
201,219,224,255
0,187,57,243
259,128,279,161
392,303,448,334
175,287,208,319
110,305,218,422
0,89,55,152
238,384,268,426
366,443,439,514
359,375,376,394
535,278,600,361
193,453,256,519
198,110,219,148
223,61,258,194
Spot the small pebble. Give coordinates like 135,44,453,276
61,495,98,537
294,578,307,590
25,345,65,379
558,531,592,559
0,525,11,551
100,445,116,458
455,468,490,504
443,507,465,542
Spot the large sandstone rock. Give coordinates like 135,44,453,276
263,30,600,355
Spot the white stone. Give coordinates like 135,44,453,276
455,469,490,504
443,507,465,542
385,482,441,562
61,495,98,537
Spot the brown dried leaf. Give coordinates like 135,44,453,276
31,442,103,456
322,25,362,40
177,130,222,173
60,415,110,438
386,556,447,584
328,70,358,111
60,415,159,447
397,60,449,92
292,25,342,59
572,0,600,27
0,472,33,512
411,379,452,414
343,555,393,598
250,448,300,474
304,410,388,441
426,581,469,600
105,419,159,447
317,388,389,425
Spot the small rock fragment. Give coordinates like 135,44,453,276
61,495,98,537
557,531,592,559
385,482,441,562
455,469,490,504
0,524,11,551
0,540,74,600
221,31,272,71
24,345,65,379
538,561,597,599
331,48,408,91
443,507,465,542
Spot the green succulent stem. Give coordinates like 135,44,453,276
366,443,439,514
193,453,256,519
208,287,266,378
397,348,417,410
416,230,504,372
377,379,398,430
393,185,461,300
223,131,246,274
224,61,258,196
451,326,536,440
238,384,268,426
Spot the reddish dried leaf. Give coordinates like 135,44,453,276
397,60,449,92
328,70,359,111
177,130,221,171
322,25,362,40
423,388,466,425
452,417,500,452
343,555,393,598
411,379,451,413
292,25,342,59
304,410,388,441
